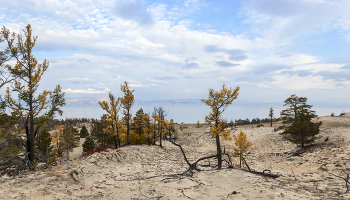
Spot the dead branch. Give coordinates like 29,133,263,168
69,169,79,183
330,170,350,193
196,132,210,139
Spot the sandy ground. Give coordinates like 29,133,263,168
1,114,350,199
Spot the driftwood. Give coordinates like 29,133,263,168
69,169,79,183
330,170,350,193
167,140,235,173
167,140,280,179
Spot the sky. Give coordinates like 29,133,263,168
0,0,350,122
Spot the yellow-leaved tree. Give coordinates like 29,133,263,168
51,125,65,158
120,81,134,145
233,130,252,168
201,84,239,168
99,92,121,148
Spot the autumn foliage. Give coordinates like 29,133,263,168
202,83,239,168
233,130,252,168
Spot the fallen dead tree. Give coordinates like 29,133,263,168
167,139,232,175
167,139,279,178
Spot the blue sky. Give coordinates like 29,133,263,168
0,0,349,121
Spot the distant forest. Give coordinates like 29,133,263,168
233,117,280,126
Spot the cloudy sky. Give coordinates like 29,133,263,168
1,0,350,121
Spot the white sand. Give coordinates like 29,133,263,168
1,113,350,199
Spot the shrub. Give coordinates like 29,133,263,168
82,145,116,157
82,136,96,154
256,124,264,128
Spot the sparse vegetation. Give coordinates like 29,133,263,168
196,120,203,128
256,123,264,128
269,107,274,127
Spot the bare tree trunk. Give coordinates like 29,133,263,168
215,117,222,169
116,124,121,147
216,133,222,168
127,109,130,145
270,116,272,127
239,153,242,168
66,144,69,160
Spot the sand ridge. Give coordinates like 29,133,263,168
1,113,350,199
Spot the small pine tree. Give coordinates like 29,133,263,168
82,136,96,153
281,107,322,148
269,107,274,127
80,125,89,138
35,129,53,156
62,125,79,159
233,130,252,168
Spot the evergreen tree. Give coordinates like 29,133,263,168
80,125,89,138
1,25,65,169
62,125,79,160
281,94,313,124
82,136,96,153
281,107,322,148
35,129,52,156
153,107,167,147
269,107,274,127
91,115,113,147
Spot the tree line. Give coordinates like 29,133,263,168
82,83,178,153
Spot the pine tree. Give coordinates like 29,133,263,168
82,136,96,154
62,125,79,160
269,107,274,127
80,125,89,138
0,32,16,88
152,107,166,147
201,84,240,168
281,107,322,148
35,129,52,156
120,81,134,145
91,114,115,147
1,25,65,169
281,94,313,124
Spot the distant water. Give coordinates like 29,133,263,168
59,104,348,123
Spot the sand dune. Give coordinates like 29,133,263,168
1,113,350,199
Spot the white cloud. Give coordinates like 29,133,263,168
63,88,110,94
1,0,349,108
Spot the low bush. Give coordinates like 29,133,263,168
82,145,117,157
256,124,264,128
